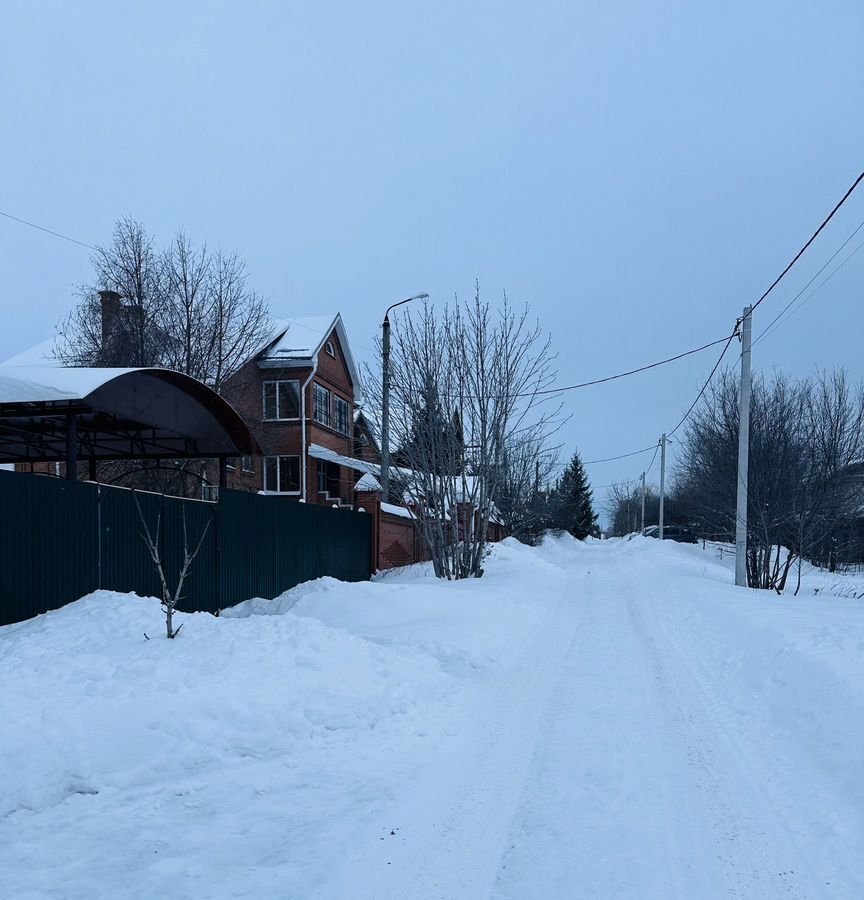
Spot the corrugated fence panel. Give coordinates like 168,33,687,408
312,503,376,583
0,476,374,627
0,471,98,623
161,495,219,614
217,489,280,606
99,486,163,601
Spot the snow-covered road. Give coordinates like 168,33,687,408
2,537,863,899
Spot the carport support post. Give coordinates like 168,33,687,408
65,412,78,480
219,457,228,489
735,306,753,588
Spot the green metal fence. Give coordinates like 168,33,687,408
0,470,373,627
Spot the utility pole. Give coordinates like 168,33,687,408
380,293,428,503
658,434,667,540
380,314,392,502
735,306,753,587
640,471,646,534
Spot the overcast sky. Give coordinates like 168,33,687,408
2,1,862,518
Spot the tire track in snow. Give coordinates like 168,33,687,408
632,566,858,897
492,552,734,899
314,567,590,900
622,576,806,899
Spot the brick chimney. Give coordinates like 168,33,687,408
98,290,123,355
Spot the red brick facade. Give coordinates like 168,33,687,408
217,322,359,504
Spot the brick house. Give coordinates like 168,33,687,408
3,303,503,570
216,313,371,506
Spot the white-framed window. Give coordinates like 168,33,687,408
325,339,336,357
263,455,301,493
334,395,350,435
263,380,300,420
225,457,236,470
313,383,331,427
241,455,254,473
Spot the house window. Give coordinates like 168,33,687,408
313,383,331,427
263,380,300,420
325,339,336,357
241,455,254,473
225,457,236,470
263,455,301,493
334,396,350,435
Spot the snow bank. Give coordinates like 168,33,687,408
6,533,861,898
0,589,451,819
0,536,571,822
226,537,563,673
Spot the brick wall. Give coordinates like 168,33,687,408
218,325,358,502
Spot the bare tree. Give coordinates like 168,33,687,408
134,494,211,638
57,217,165,367
606,480,640,536
161,231,211,382
676,367,864,591
201,249,271,393
366,287,562,578
494,436,560,542
54,218,271,392
53,219,271,498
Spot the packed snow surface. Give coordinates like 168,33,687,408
2,536,863,898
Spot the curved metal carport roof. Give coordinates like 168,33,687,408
0,366,256,478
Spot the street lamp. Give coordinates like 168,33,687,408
381,292,429,503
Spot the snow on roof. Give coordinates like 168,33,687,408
309,443,379,476
355,472,382,491
1,338,59,368
257,312,362,401
380,501,415,520
0,365,140,403
260,315,341,360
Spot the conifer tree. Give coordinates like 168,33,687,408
553,451,597,539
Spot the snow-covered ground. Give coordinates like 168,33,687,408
2,537,863,899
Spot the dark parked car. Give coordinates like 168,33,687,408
642,525,698,543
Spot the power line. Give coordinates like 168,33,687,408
749,169,864,316
584,443,658,465
0,210,97,251
527,333,734,398
448,330,738,404
667,330,738,438
643,442,661,478
753,231,864,348
583,328,737,467
475,175,864,407
583,175,864,475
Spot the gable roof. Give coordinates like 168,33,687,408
1,337,58,368
5,311,364,398
257,312,362,398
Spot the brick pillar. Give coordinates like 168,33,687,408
355,489,382,572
